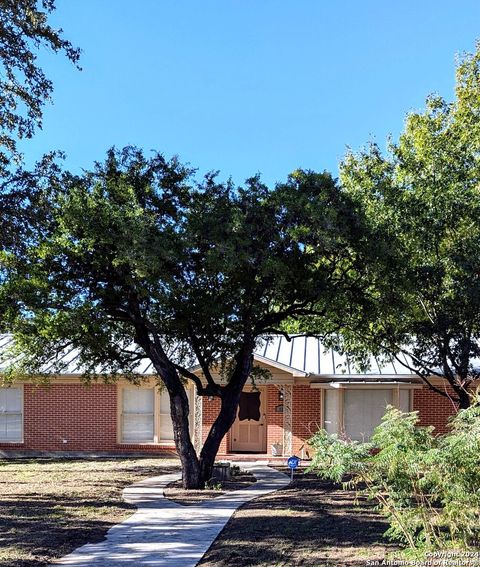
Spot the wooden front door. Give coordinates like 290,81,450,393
231,388,266,452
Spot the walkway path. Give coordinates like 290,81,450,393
55,463,289,567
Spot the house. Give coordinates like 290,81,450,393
0,334,459,458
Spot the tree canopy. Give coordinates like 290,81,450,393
1,147,363,486
0,0,80,168
338,44,480,408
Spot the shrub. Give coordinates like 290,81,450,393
308,404,480,553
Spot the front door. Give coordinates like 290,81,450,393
231,388,266,452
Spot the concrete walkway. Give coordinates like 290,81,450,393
55,463,290,567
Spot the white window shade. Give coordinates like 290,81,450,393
122,388,154,442
159,390,174,442
399,389,410,412
159,390,170,414
0,387,23,442
324,390,340,435
122,388,154,413
344,389,392,441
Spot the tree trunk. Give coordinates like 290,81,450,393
199,387,245,483
168,384,202,488
146,336,253,488
199,345,254,484
146,341,203,488
456,386,471,410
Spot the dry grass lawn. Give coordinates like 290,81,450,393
0,457,180,567
199,468,398,567
0,460,399,567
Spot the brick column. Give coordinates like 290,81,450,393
193,393,203,455
282,384,293,455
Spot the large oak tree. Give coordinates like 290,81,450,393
2,147,362,487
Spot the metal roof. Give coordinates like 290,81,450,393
0,333,417,377
258,335,415,376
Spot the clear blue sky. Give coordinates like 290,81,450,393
22,0,480,186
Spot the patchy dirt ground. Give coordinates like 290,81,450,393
0,457,180,567
164,470,256,505
198,468,398,567
0,460,398,567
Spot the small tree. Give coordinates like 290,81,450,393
0,1,80,297
309,404,480,553
338,43,480,408
2,147,361,487
0,0,80,168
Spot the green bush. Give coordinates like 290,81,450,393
308,404,480,553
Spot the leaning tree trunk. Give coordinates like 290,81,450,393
198,346,254,484
146,341,202,488
199,386,246,483
146,336,254,488
167,381,202,488
455,385,471,410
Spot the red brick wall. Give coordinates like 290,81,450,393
413,385,458,434
0,383,175,454
0,381,461,456
202,396,228,454
266,385,284,452
292,385,321,456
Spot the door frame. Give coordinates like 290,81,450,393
230,386,267,453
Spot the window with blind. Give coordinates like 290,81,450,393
323,388,411,441
121,388,155,442
159,391,174,442
0,387,23,442
120,387,180,444
344,389,393,441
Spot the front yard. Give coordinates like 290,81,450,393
0,457,180,567
0,459,397,567
199,468,397,567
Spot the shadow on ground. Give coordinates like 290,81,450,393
0,496,122,566
0,458,179,567
198,470,397,567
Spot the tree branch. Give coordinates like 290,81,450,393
187,323,216,388
171,363,215,396
391,350,459,403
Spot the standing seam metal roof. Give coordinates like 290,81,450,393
0,333,416,377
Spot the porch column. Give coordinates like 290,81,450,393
282,384,293,455
193,392,203,455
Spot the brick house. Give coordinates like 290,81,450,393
0,335,459,458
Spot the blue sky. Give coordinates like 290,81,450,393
23,0,480,186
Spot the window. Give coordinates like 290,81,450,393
0,387,23,442
399,389,410,413
344,389,392,441
159,391,174,442
323,387,412,441
120,386,188,444
121,388,155,442
324,388,340,435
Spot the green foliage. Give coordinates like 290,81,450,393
306,429,371,483
206,480,223,490
336,43,480,408
1,145,364,485
308,405,480,553
433,402,480,547
0,152,66,334
229,464,241,476
0,0,80,168
2,147,358,384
